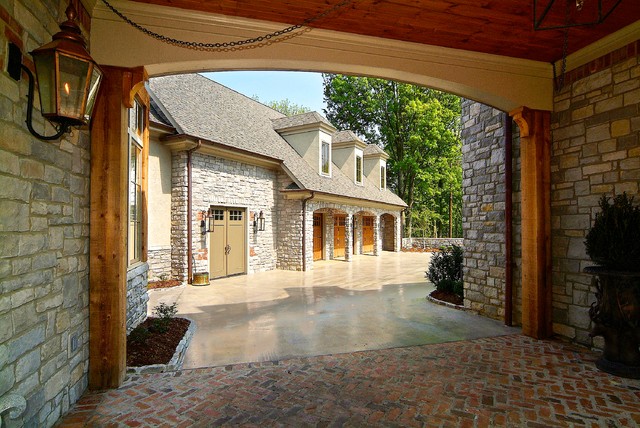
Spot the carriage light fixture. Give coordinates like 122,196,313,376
7,3,103,140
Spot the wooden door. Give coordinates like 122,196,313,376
209,207,246,279
226,209,246,276
333,215,346,258
363,216,374,253
313,213,323,261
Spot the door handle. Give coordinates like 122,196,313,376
225,244,231,255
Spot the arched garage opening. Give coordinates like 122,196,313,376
380,213,397,252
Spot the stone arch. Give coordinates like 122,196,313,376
380,213,399,252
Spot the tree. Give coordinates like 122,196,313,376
252,96,311,116
322,74,462,237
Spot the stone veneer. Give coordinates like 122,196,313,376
402,238,464,250
147,246,171,281
460,41,639,344
460,100,523,323
0,1,92,425
550,41,639,345
171,151,278,281
126,263,149,333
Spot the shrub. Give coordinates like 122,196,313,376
427,245,463,296
585,193,640,272
151,302,178,333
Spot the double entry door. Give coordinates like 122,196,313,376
209,207,246,279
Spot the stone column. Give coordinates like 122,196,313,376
373,215,381,256
345,214,353,262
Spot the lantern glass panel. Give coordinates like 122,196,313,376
33,53,56,115
58,52,90,120
84,66,102,122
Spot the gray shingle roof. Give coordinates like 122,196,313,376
272,112,334,131
333,130,361,144
363,144,387,156
148,74,406,208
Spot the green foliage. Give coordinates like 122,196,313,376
585,193,640,272
252,96,311,116
322,74,462,238
151,302,178,333
129,325,150,344
426,245,464,296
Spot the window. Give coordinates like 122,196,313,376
355,152,363,184
213,209,224,221
128,98,144,264
321,140,330,175
380,164,387,189
229,210,243,221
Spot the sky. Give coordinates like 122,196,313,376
203,71,327,114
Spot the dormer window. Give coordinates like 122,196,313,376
321,140,331,176
355,150,363,185
380,163,387,189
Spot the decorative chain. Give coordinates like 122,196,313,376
100,0,354,52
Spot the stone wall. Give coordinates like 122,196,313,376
550,41,639,345
126,263,149,333
402,238,464,249
147,246,171,281
0,1,91,425
460,100,522,322
276,172,305,271
171,151,278,280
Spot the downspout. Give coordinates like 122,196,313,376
301,191,315,272
504,114,513,326
186,139,202,284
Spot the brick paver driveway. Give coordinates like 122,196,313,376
60,335,640,427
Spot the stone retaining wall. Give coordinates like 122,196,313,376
147,246,171,281
402,238,464,249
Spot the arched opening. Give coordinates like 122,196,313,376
380,213,397,252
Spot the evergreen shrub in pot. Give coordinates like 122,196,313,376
584,193,640,378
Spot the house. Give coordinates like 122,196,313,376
146,74,406,283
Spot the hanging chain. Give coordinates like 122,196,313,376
553,0,572,92
100,0,354,52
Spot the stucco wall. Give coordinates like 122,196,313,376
550,41,640,345
0,1,91,425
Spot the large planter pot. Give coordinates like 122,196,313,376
584,266,640,379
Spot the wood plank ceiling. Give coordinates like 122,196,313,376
131,0,640,63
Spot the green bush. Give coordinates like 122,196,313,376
585,193,640,272
427,245,463,296
129,325,150,344
151,302,178,333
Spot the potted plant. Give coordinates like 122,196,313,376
584,192,640,378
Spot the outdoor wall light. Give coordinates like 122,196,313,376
201,209,214,234
533,0,622,30
7,4,103,140
253,211,266,233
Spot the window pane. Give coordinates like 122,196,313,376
321,141,330,174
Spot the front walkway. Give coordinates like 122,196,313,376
147,252,516,368
60,335,640,426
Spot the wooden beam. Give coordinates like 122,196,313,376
510,106,552,339
89,66,147,389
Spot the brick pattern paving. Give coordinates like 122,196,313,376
59,335,640,427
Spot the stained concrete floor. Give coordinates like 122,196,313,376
148,252,519,369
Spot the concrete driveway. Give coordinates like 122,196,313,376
148,251,518,369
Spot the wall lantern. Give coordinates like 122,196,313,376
533,0,622,30
254,211,266,233
201,209,214,234
7,4,103,140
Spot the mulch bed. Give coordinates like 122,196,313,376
127,317,190,367
148,279,182,289
430,289,464,306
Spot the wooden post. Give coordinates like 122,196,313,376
510,106,552,339
89,66,147,389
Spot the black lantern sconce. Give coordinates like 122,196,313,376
7,3,103,140
201,209,214,235
253,211,266,233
